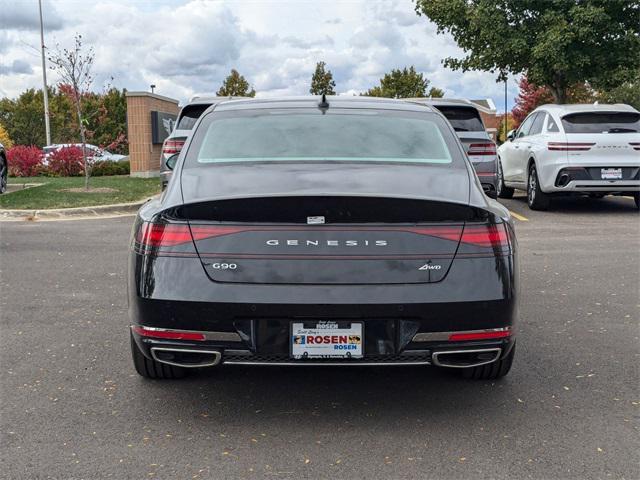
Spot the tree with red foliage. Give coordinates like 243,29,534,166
511,76,597,128
48,34,95,190
7,146,44,177
511,77,554,127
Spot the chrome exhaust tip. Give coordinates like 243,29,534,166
432,348,501,369
150,347,221,368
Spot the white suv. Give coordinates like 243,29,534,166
497,104,640,210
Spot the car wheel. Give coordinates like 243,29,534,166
461,342,515,380
527,164,550,210
496,159,514,199
130,333,188,379
634,192,640,210
0,156,7,194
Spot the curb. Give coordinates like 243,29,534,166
0,197,156,221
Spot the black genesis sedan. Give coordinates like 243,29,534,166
129,96,518,380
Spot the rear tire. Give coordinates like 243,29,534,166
0,156,7,194
461,342,515,380
130,333,188,379
527,164,550,210
496,159,514,199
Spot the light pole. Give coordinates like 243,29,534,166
38,0,51,146
150,84,156,94
504,79,508,141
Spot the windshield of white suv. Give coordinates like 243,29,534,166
561,112,640,133
190,109,457,165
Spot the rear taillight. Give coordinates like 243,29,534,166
468,142,497,156
136,222,246,248
548,142,595,151
162,139,185,155
460,224,509,248
630,142,640,151
132,325,206,341
403,227,463,242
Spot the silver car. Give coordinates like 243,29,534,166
408,98,498,197
497,103,640,210
160,95,241,189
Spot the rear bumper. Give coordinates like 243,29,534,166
131,325,515,368
539,162,640,193
128,250,518,366
472,161,497,192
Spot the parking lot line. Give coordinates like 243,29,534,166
508,210,529,222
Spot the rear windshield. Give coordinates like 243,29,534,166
561,112,640,134
432,106,485,132
188,109,458,166
176,104,211,130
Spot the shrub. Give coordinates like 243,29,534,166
47,146,84,177
91,160,130,176
7,145,44,177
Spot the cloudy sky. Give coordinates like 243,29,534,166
1,0,520,111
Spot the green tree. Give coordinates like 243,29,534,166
414,0,640,104
597,70,640,110
364,66,440,98
309,61,336,95
427,86,445,98
0,89,47,146
216,69,256,97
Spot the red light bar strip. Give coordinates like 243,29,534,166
449,329,511,341
413,327,512,342
162,139,186,155
132,325,206,341
548,142,595,151
468,143,497,155
137,223,247,248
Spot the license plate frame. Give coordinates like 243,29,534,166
601,168,622,180
290,321,363,359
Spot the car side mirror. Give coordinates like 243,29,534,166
506,129,515,141
166,153,179,170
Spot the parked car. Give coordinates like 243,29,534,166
0,142,6,194
408,98,498,197
497,103,640,210
160,95,241,189
129,96,518,380
43,143,127,163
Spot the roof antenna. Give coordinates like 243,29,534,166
318,93,329,109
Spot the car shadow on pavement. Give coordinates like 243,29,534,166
509,193,638,214
131,365,519,427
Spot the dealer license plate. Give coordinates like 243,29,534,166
291,321,363,359
601,168,622,180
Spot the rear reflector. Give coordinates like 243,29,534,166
460,224,509,248
137,223,245,248
162,138,185,155
548,142,595,151
468,142,497,156
449,328,511,341
132,325,206,341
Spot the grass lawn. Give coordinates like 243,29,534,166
1,176,161,210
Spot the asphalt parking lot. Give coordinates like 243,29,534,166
1,194,638,479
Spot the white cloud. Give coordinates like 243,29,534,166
0,0,520,110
